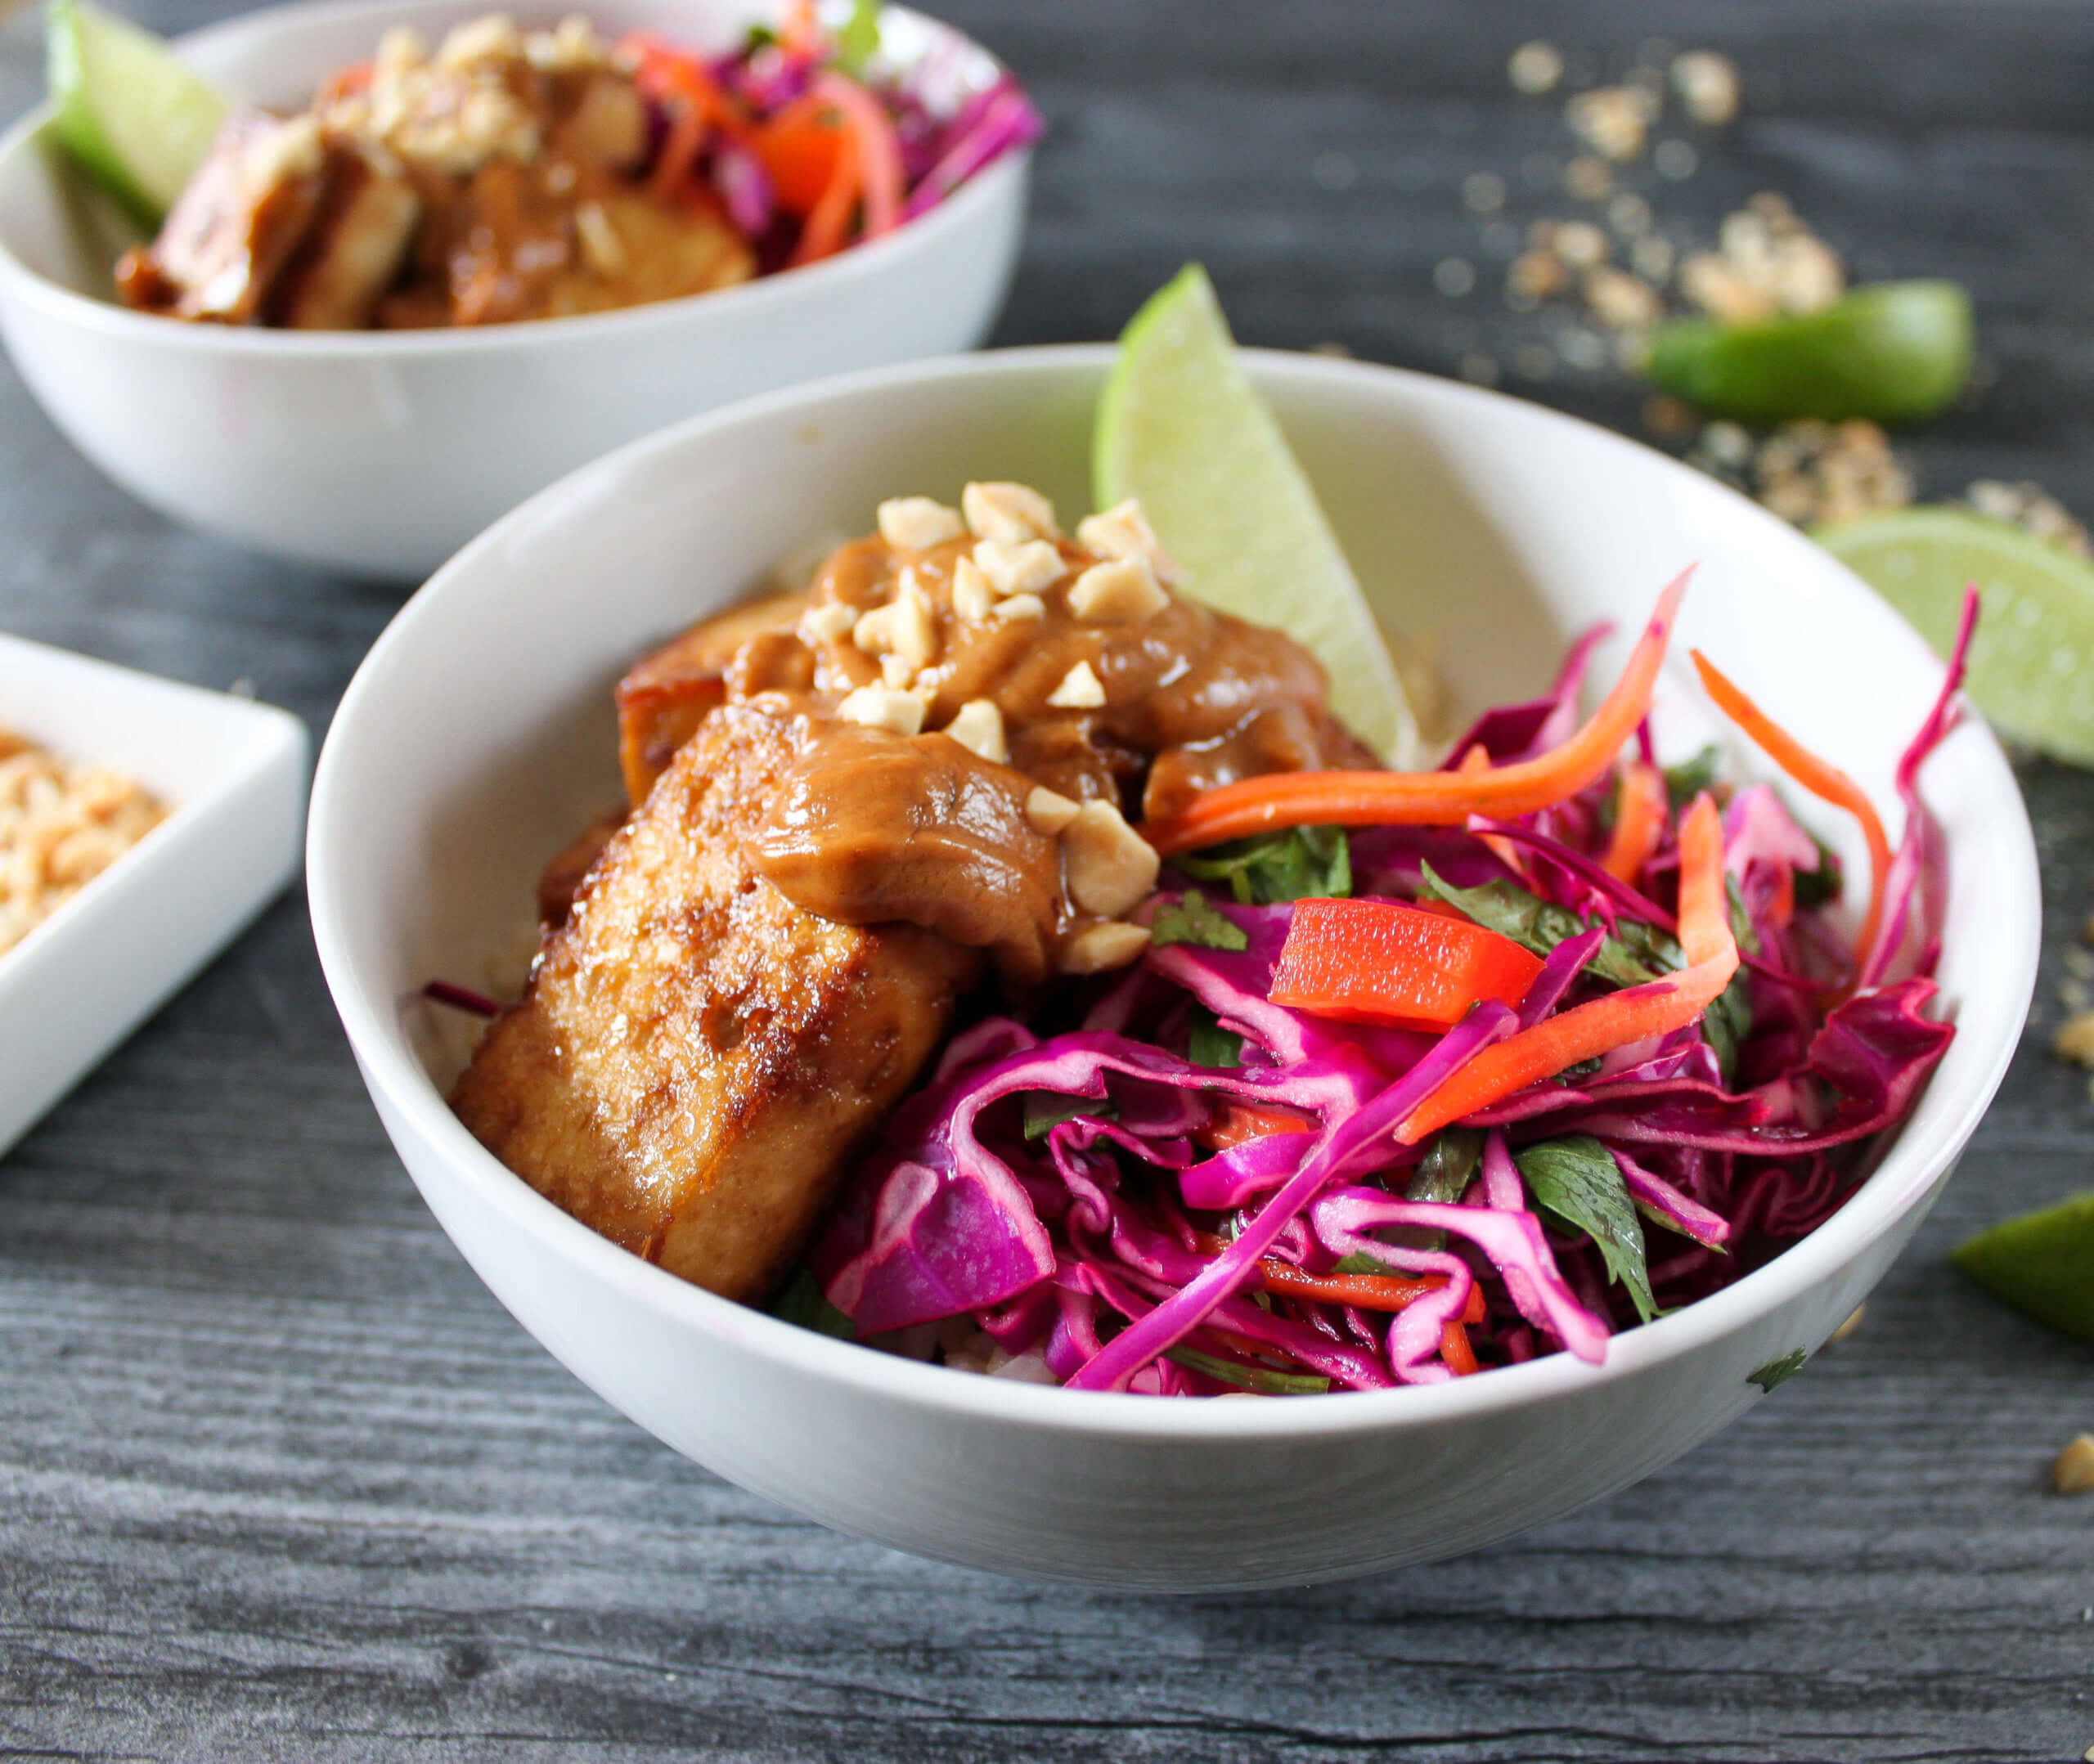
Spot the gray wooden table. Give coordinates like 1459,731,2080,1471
4,3,2092,1758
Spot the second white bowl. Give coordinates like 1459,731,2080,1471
0,0,1031,577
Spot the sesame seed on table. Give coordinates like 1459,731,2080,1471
2,1,2093,1759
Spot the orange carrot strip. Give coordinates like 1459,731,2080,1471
1195,1097,1316,1152
812,73,903,238
1186,1231,1485,1317
1440,1321,1480,1375
789,128,862,264
753,97,846,213
1689,650,1890,964
1602,761,1668,884
1144,568,1693,855
1394,792,1738,1144
781,0,820,53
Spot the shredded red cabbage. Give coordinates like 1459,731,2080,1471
805,604,1976,1394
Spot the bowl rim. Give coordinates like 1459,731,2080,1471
0,0,1031,357
308,342,2042,1442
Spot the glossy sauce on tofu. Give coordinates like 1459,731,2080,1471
115,15,754,330
613,490,1373,984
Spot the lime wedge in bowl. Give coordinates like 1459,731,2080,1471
47,0,229,226
1646,281,1972,425
1818,506,2094,766
1953,1193,2094,1344
1094,264,1420,765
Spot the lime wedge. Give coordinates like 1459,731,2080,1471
1818,505,2094,766
47,0,229,227
1094,264,1420,765
1646,281,1972,425
1952,1193,2094,1344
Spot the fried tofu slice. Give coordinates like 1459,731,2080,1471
452,704,981,1302
272,146,421,330
115,112,328,321
614,586,808,805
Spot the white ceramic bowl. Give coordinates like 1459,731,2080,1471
308,348,2038,1591
0,0,1030,578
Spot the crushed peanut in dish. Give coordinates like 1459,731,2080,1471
0,729,164,955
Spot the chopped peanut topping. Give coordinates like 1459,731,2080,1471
853,577,937,671
1061,799,1159,918
802,601,858,644
0,728,164,954
950,557,996,621
837,686,925,736
941,699,1009,765
973,537,1064,599
2054,1434,2094,1495
1024,785,1081,836
1046,660,1107,709
1672,51,1741,128
963,481,1059,545
1067,556,1168,624
573,201,626,277
1075,499,1180,583
1059,920,1153,975
991,593,1045,622
878,652,915,689
877,496,966,551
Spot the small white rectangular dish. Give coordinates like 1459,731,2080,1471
0,632,309,1155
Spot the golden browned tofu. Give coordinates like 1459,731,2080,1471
273,147,421,330
116,112,326,321
452,705,981,1302
614,586,808,805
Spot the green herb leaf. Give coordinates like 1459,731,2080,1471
1022,1093,1117,1140
1177,824,1350,904
742,21,779,50
1662,743,1721,810
1408,1126,1484,1205
1747,1348,1808,1393
1187,1008,1244,1069
772,1268,856,1340
1793,832,1843,908
1149,889,1249,951
833,0,881,74
1514,1134,1658,1323
1166,1346,1330,1394
1418,861,1681,990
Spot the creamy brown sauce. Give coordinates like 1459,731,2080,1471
624,526,1373,983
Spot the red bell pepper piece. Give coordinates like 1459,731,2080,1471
1269,897,1546,1031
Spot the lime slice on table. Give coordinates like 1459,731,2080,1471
47,0,229,227
1818,506,2094,767
1646,281,1973,425
1094,263,1421,765
1952,1193,2094,1344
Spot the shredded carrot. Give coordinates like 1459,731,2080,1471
1394,792,1738,1143
1440,1321,1481,1375
1144,569,1693,855
1195,1098,1316,1152
752,94,846,213
1690,650,1890,964
780,0,821,53
1187,1231,1486,1319
789,127,862,264
811,73,903,239
1602,761,1668,885
1459,745,1528,877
